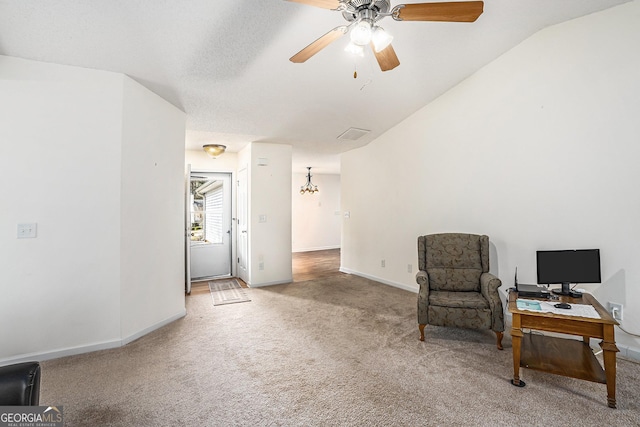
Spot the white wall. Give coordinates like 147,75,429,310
292,173,341,252
340,2,640,357
0,56,186,363
119,77,187,340
238,143,293,287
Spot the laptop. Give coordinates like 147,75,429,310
515,267,550,298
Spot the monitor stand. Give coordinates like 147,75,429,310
551,282,583,298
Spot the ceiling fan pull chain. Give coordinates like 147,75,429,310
360,78,372,91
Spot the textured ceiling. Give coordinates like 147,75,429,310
0,0,631,173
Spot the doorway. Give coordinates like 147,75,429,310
188,172,232,280
292,249,341,282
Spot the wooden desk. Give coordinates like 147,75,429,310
508,291,619,408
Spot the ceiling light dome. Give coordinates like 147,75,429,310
203,144,226,158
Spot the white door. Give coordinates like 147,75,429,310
185,165,192,294
189,172,232,280
237,167,249,283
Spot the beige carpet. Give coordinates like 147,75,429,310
41,274,640,426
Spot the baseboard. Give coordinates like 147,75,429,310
121,309,187,346
339,267,418,294
248,278,293,288
0,309,187,365
0,339,123,365
615,342,640,363
292,245,340,253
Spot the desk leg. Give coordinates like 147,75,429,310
510,314,525,387
600,325,619,409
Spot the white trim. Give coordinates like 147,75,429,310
339,267,418,293
0,340,123,365
121,309,186,346
619,343,640,363
248,278,293,288
0,309,186,365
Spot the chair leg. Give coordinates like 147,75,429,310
495,331,504,350
419,324,426,341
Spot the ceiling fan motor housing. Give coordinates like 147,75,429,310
342,0,390,22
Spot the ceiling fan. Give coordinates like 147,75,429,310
286,0,484,72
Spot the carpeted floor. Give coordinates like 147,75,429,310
41,274,640,426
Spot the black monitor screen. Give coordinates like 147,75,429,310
536,249,601,284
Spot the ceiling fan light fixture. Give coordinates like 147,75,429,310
350,19,373,46
287,0,485,71
372,26,393,52
344,41,365,57
203,144,226,158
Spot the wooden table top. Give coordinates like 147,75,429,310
508,291,618,326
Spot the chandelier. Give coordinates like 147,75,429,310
300,167,319,195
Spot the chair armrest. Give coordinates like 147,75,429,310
416,270,429,288
416,270,430,324
0,362,41,406
480,272,501,296
480,272,505,332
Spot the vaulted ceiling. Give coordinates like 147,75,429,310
0,0,631,172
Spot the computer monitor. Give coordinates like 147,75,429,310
536,249,601,297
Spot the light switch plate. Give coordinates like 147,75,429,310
18,223,37,239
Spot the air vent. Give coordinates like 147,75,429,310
337,127,370,141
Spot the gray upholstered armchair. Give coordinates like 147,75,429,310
416,233,504,349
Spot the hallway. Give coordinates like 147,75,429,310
191,248,341,293
292,248,341,282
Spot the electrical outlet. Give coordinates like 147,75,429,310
381,259,385,268
407,264,413,273
608,302,623,321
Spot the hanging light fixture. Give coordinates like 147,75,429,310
300,167,319,195
203,144,226,158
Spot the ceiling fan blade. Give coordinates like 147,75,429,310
372,43,400,72
284,0,340,10
394,1,484,22
290,26,347,63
